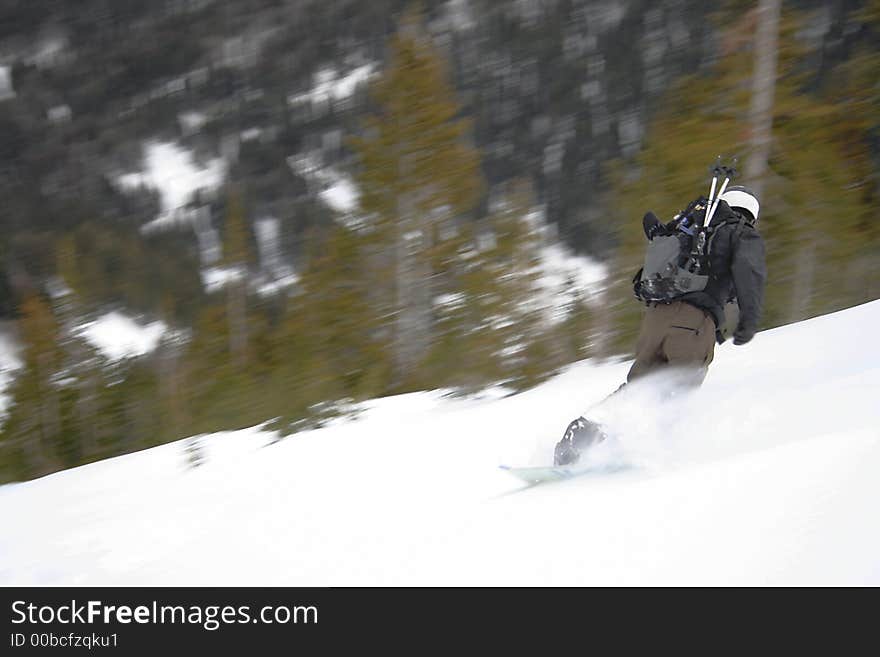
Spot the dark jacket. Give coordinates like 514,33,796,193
650,198,767,342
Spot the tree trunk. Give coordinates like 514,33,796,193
227,276,248,369
19,415,46,479
157,339,188,442
36,352,61,470
78,374,98,460
743,0,782,199
393,194,431,384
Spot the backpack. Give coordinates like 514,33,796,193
633,198,712,303
632,158,743,304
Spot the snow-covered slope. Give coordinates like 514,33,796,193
2,301,878,586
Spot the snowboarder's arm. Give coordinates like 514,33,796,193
731,228,767,344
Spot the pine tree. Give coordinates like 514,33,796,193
351,7,484,387
52,239,109,462
222,189,252,368
155,294,189,446
423,179,548,390
0,292,63,481
269,223,392,434
826,0,880,306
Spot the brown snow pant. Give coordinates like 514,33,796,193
626,301,716,387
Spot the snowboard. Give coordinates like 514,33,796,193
499,462,626,485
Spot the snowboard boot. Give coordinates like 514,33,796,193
553,417,607,466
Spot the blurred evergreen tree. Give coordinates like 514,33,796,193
350,7,484,388
268,222,392,435
184,193,276,436
222,190,254,369
52,243,103,464
423,179,548,391
0,292,64,481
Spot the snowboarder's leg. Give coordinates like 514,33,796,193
627,303,674,383
554,305,667,466
553,304,712,466
660,302,716,388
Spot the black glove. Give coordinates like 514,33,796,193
642,212,662,240
733,327,755,345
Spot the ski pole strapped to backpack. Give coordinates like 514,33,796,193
633,157,738,303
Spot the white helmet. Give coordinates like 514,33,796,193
720,185,760,222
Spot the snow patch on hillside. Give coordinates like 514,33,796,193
116,142,226,232
0,327,22,419
320,177,359,214
536,242,608,318
200,265,245,294
78,312,167,361
0,66,15,101
287,154,359,215
287,64,376,110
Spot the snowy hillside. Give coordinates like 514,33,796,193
2,300,879,586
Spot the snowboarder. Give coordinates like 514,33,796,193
554,168,767,466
